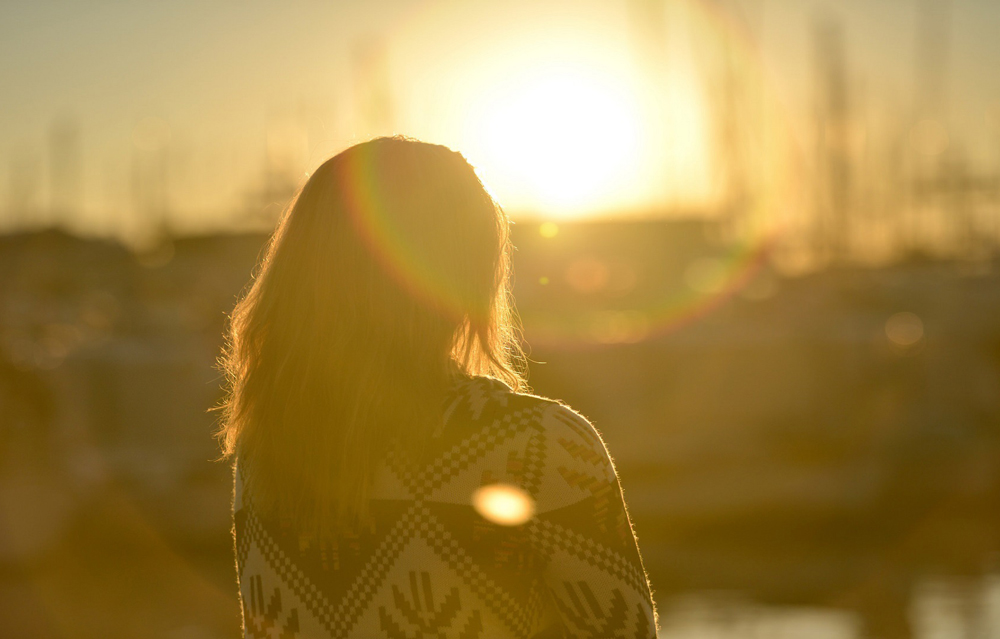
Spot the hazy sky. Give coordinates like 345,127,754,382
1,0,998,239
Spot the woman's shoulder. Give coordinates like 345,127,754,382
447,374,611,464
454,377,621,514
446,373,566,415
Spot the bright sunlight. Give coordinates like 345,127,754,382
394,7,718,218
465,64,644,215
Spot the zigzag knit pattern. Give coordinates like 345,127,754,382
233,375,657,638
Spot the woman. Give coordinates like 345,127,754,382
219,137,656,638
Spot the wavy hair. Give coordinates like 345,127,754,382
217,137,526,534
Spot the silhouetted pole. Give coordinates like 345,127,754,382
48,116,82,229
628,0,669,209
709,0,764,241
915,153,1000,258
915,0,950,126
908,0,952,254
130,126,171,245
910,0,999,258
813,18,852,262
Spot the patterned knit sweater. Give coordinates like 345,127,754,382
233,375,657,638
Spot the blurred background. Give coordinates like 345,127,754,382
1,0,999,637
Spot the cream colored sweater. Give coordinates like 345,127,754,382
233,375,656,638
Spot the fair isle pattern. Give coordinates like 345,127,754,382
233,375,657,638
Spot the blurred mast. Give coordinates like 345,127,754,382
48,116,82,229
915,0,950,129
910,0,998,258
813,17,852,262
627,0,669,209
129,123,171,245
909,0,951,254
711,0,764,241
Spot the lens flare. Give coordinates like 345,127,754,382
362,0,804,343
524,233,779,348
471,483,535,526
338,145,477,323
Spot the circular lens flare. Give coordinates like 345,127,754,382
378,0,805,345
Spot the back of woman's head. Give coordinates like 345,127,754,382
218,136,525,533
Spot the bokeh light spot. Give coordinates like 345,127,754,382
539,222,560,238
886,312,924,347
471,484,534,526
566,257,610,294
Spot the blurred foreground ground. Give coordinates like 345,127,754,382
1,222,999,638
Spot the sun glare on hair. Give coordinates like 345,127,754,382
471,483,535,526
466,65,643,215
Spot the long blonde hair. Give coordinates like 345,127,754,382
218,137,526,534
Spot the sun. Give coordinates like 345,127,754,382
465,64,644,215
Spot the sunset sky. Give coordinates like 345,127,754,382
1,0,998,240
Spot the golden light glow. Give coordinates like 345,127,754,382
395,6,727,219
465,64,644,215
471,483,535,526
